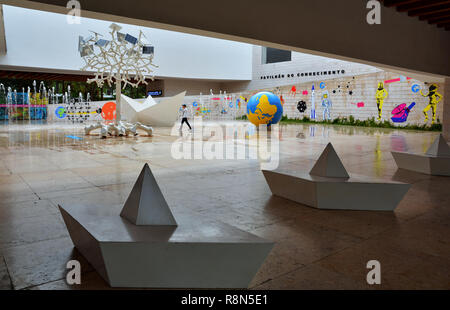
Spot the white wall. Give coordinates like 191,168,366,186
163,78,223,97
223,46,382,92
0,5,252,80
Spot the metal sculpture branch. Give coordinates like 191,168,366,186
78,22,158,124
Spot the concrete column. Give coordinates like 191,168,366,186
443,78,450,142
115,76,121,124
0,6,7,55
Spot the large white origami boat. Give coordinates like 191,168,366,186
121,91,186,126
263,143,411,211
59,164,273,288
392,134,450,176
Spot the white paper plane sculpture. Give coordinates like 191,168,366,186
391,134,450,176
59,164,273,288
263,143,411,211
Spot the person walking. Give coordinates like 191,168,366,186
180,104,192,130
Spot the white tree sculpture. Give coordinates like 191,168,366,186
79,22,157,124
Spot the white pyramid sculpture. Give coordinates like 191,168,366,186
120,163,177,226
121,91,186,126
309,143,350,178
425,134,450,157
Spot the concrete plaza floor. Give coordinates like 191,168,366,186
0,121,449,290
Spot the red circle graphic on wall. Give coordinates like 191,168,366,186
102,101,116,122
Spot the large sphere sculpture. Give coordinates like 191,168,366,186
246,91,283,126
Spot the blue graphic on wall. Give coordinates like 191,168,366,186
55,106,66,119
310,84,316,120
29,107,47,120
147,90,162,96
0,96,6,120
411,84,420,93
321,91,332,121
66,135,83,140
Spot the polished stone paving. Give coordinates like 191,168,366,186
0,121,449,290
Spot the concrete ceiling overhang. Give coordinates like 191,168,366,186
382,0,450,31
1,0,450,78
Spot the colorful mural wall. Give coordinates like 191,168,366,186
240,71,444,127
0,83,49,121
1,71,443,128
177,91,247,121
1,82,108,124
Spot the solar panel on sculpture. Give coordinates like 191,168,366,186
80,45,94,57
125,34,138,45
117,32,125,42
142,45,154,54
78,36,84,52
109,23,122,32
95,39,110,47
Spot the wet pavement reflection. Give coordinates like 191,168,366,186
0,121,448,290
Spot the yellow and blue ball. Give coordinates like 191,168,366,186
246,91,283,126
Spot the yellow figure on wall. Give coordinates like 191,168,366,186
375,82,388,121
420,84,442,124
